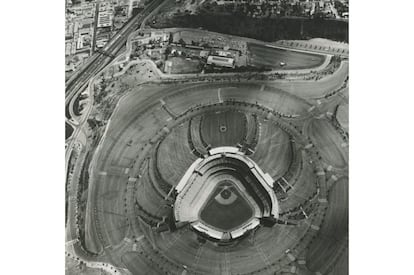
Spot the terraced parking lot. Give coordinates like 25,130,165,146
66,36,349,274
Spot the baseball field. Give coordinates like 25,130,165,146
199,183,253,231
67,47,349,274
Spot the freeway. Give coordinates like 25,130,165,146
65,0,168,110
65,1,171,266
65,0,169,166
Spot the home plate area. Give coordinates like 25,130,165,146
199,181,254,231
214,181,237,205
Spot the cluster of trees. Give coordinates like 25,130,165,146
204,64,271,74
197,1,308,18
152,13,348,42
66,122,74,139
73,93,88,116
334,1,349,16
93,81,108,105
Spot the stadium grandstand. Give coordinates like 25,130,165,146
173,146,279,242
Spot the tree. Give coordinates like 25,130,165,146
165,46,171,56
178,38,186,46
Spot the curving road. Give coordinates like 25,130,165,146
65,21,349,273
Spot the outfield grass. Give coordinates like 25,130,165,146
200,111,245,148
250,118,292,178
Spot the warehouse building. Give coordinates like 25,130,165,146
207,55,235,68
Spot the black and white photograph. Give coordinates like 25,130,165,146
3,1,414,275
63,0,350,274
64,0,348,274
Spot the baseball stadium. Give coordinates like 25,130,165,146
65,27,349,275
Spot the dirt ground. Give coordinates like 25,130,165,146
66,256,110,275
168,56,202,74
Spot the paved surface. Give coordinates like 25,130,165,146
66,30,349,275
248,43,326,70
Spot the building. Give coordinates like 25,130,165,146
174,147,279,242
164,60,172,74
133,31,170,46
98,10,113,27
206,55,235,68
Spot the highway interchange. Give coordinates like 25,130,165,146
65,0,171,168
65,0,168,100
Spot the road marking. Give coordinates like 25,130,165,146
223,252,230,275
300,206,308,219
217,88,222,103
257,245,271,267
194,245,205,266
